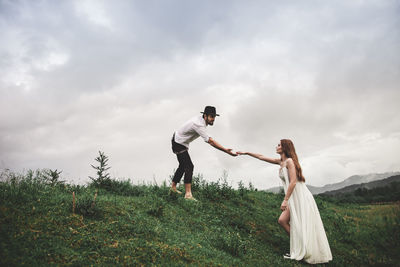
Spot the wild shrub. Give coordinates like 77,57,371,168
199,180,221,201
198,175,237,201
0,169,50,204
219,176,236,199
248,182,255,191
72,191,102,218
148,184,169,196
213,230,247,257
102,179,145,196
146,197,165,218
238,181,249,198
191,173,206,191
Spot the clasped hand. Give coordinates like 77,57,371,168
225,148,238,157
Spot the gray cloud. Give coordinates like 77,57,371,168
1,0,399,189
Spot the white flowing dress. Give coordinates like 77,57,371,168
279,167,332,264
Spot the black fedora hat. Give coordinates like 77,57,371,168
201,106,220,116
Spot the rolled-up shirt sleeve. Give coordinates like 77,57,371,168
194,125,210,142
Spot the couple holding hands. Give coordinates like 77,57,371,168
170,106,332,264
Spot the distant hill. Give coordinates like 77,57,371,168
309,172,400,194
265,186,282,194
320,175,400,196
266,171,400,195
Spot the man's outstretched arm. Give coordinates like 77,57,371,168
208,137,237,157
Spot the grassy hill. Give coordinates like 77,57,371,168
1,170,399,266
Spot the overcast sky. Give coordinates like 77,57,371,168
1,0,399,189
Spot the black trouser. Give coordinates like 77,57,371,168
171,134,194,184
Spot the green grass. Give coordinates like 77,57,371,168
0,170,399,266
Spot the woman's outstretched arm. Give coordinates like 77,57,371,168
237,151,281,165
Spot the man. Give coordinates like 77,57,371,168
170,106,237,200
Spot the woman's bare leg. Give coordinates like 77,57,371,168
278,207,290,235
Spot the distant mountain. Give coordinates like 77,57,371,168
320,175,400,196
265,186,283,194
265,171,400,195
309,172,400,194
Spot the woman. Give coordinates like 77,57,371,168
237,139,332,264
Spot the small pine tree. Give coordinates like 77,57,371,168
45,169,64,185
89,151,112,188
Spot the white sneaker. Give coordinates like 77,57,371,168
283,253,291,259
169,188,182,194
184,196,198,201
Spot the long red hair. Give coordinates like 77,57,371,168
280,139,305,182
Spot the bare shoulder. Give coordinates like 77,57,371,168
286,158,295,167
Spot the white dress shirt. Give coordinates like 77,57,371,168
174,115,210,148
